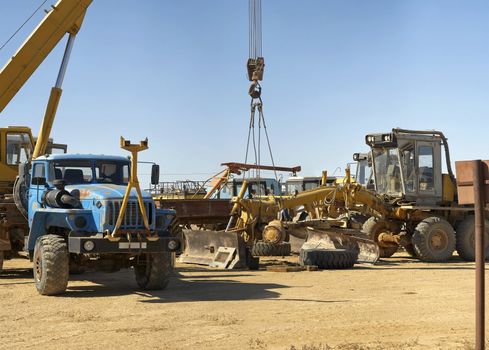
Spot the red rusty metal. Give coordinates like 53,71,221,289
456,160,488,350
156,199,233,225
221,162,301,174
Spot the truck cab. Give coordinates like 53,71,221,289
25,153,180,295
285,176,322,194
217,177,282,199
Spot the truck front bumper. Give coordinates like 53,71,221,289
68,236,181,254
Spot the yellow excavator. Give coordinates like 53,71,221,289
0,0,92,263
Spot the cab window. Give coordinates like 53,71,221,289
6,133,32,165
31,163,46,184
418,146,434,191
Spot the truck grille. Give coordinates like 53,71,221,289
107,201,153,228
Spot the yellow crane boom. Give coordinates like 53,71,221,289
0,0,92,158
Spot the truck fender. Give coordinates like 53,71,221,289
27,209,95,251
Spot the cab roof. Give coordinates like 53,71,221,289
34,153,129,162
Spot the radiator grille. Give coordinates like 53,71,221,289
107,201,153,228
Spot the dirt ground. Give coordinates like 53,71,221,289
0,253,484,350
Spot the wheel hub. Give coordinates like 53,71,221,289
430,229,448,251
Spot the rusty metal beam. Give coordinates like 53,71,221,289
473,160,486,350
221,162,301,174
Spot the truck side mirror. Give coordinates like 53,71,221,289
32,177,46,186
151,164,160,185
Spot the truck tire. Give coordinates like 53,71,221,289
299,249,356,269
412,217,455,262
33,235,69,295
135,252,172,290
361,217,399,258
455,215,489,261
251,241,291,257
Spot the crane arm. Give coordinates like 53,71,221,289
0,0,92,113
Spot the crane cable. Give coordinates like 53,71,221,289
243,0,279,200
0,0,49,52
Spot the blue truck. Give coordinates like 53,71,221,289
19,153,180,295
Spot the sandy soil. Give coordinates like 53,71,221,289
0,253,484,350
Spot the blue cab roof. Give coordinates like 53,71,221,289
35,154,130,162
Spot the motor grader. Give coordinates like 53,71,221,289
270,129,482,263
317,128,481,262
356,128,481,262
179,170,381,270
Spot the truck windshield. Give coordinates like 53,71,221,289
51,160,129,185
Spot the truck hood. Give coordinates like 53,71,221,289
64,184,153,201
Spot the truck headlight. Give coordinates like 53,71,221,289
75,216,87,229
83,240,95,252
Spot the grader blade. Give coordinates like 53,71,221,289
179,229,248,269
301,228,380,264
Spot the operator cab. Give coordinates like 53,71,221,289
352,152,374,190
365,129,448,205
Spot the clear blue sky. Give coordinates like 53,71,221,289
1,1,488,184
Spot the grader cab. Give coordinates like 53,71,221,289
365,128,456,205
358,128,481,262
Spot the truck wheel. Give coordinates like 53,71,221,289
299,249,356,269
361,217,399,258
412,217,455,262
455,215,489,261
251,241,291,256
33,235,69,295
135,252,172,290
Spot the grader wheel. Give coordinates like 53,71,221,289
412,217,455,262
455,215,489,261
361,217,399,258
251,241,291,257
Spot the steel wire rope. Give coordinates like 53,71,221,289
0,0,49,52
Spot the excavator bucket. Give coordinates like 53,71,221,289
300,227,380,264
179,229,248,269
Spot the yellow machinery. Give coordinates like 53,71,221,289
235,129,475,264
179,167,381,269
1,0,91,159
112,138,152,238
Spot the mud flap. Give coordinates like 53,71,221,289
301,228,379,264
179,229,247,269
